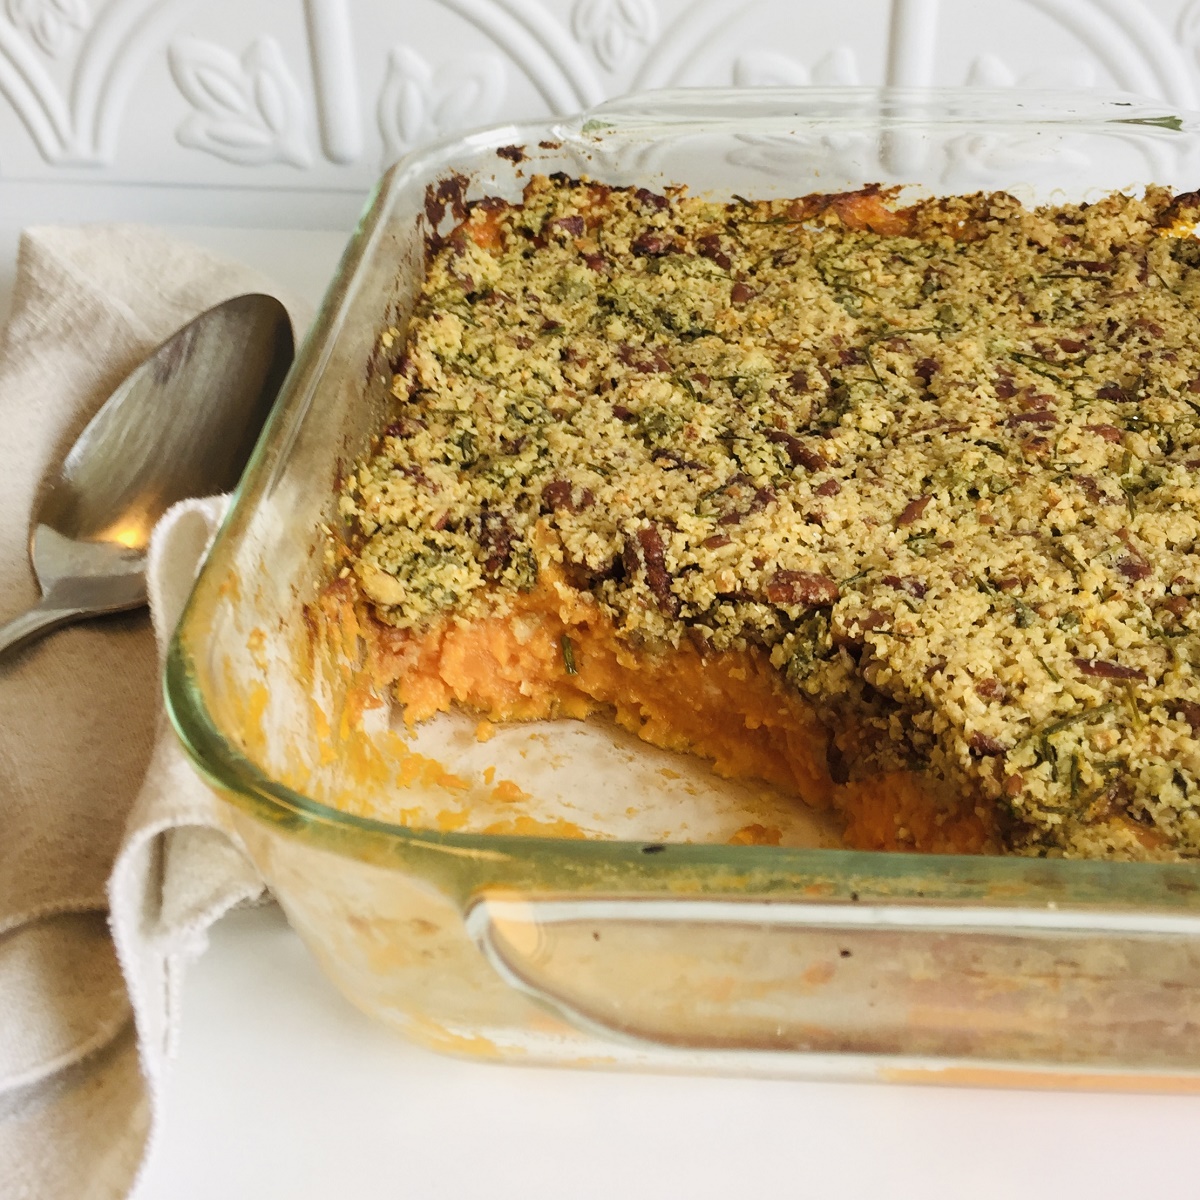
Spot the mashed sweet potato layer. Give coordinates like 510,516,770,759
361,569,997,855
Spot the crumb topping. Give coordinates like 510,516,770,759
340,175,1200,860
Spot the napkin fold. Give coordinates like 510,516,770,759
0,227,308,1199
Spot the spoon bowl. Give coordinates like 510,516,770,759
0,293,293,658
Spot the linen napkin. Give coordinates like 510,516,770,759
0,227,308,1199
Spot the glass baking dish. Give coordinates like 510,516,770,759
167,88,1200,1088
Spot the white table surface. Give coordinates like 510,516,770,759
5,197,1200,1200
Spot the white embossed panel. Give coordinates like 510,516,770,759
0,0,1196,220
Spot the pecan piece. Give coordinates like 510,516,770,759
969,732,1007,757
542,479,575,512
1116,530,1152,582
914,357,939,384
855,608,890,632
1074,658,1147,682
617,343,671,374
631,231,672,257
883,574,928,599
1021,435,1054,459
652,449,701,471
696,234,731,271
730,281,756,306
1172,700,1200,733
477,510,514,578
1005,410,1058,429
897,494,932,527
766,430,824,471
749,486,775,514
833,609,888,643
547,214,584,237
627,525,680,618
1117,554,1152,582
383,415,427,439
765,570,839,608
634,187,669,212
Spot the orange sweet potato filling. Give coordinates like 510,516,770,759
363,570,997,855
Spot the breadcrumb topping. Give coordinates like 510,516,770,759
340,175,1200,860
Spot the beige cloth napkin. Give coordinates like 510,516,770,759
0,227,308,1199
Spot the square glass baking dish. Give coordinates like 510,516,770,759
167,87,1200,1087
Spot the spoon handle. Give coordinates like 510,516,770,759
0,600,88,660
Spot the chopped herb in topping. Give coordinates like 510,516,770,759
784,611,833,683
1037,703,1116,740
560,634,578,675
1013,598,1036,628
1010,351,1064,379
1124,682,1143,731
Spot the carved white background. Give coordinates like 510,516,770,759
0,0,1196,217
169,36,311,167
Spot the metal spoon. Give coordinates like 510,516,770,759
0,293,293,658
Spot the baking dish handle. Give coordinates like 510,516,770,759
466,892,1200,1068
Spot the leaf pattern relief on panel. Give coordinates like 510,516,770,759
965,52,1096,90
1181,0,1200,60
942,131,1091,184
725,131,875,180
168,36,312,167
377,45,505,164
732,47,859,88
6,0,89,58
571,0,656,73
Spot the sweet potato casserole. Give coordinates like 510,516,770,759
332,175,1200,861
